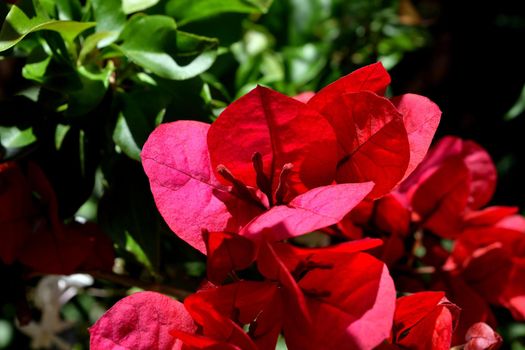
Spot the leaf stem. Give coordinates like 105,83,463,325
87,270,192,300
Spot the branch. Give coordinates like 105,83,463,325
87,271,192,300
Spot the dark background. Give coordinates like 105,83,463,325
390,0,525,209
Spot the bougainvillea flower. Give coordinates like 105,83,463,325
385,291,460,350
142,63,442,251
192,238,393,349
18,222,115,275
306,62,441,198
0,161,113,274
392,136,497,238
142,118,373,253
90,291,197,350
204,231,257,284
91,284,276,350
445,219,525,320
433,275,496,346
334,194,412,266
207,85,339,201
255,240,396,349
463,322,502,350
434,209,525,342
462,205,525,234
398,136,497,208
410,157,471,237
177,281,276,350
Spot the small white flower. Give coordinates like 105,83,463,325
17,274,94,349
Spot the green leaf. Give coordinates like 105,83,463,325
125,231,153,270
55,0,83,21
113,113,141,161
119,15,178,51
184,261,206,277
118,15,218,80
0,5,95,52
98,156,161,272
91,0,126,46
276,335,288,350
78,31,115,63
22,49,52,83
28,57,83,93
284,43,326,86
112,84,169,161
55,124,71,150
122,0,160,14
66,63,113,117
287,0,331,45
505,83,525,121
0,126,36,148
166,0,274,25
0,319,14,349
39,0,57,18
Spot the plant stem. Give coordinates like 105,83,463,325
88,271,192,300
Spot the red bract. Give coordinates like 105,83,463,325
142,101,373,253
90,237,395,349
385,291,460,350
396,136,497,237
90,291,197,350
142,63,441,252
463,322,502,350
204,231,257,284
445,218,525,321
207,86,338,201
178,282,273,350
307,62,441,198
239,182,373,242
109,62,447,349
0,161,114,274
334,135,523,346
208,239,394,349
141,121,264,253
202,239,395,350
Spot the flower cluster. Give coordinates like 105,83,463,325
342,135,524,345
89,63,513,349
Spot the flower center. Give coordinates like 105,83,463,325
216,164,267,210
218,152,294,208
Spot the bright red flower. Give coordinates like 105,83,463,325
92,285,273,350
142,63,441,253
445,215,525,321
90,236,394,350
204,231,257,284
90,291,197,350
253,240,396,350
141,96,373,253
177,281,275,350
386,291,460,350
128,63,444,350
207,86,338,202
307,62,441,198
395,136,497,238
202,238,394,350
